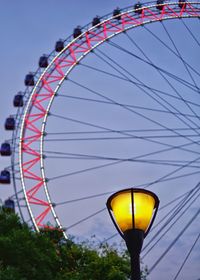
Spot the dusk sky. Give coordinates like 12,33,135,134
0,1,199,279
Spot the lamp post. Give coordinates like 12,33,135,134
106,188,159,280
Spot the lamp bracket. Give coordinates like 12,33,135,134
124,229,144,256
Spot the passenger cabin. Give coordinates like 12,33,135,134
13,93,24,107
179,0,186,8
73,26,82,39
39,55,48,68
113,8,121,20
55,40,64,52
4,198,15,212
134,2,143,13
92,16,101,27
0,142,11,156
0,170,11,184
5,117,15,130
25,73,35,86
156,0,165,10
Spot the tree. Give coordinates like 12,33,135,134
0,210,60,280
0,209,148,280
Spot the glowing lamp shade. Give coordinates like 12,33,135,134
107,188,159,237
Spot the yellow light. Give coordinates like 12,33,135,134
109,189,157,233
134,192,155,232
111,191,133,232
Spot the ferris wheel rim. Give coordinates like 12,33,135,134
14,1,200,236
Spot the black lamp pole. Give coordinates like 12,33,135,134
124,229,144,280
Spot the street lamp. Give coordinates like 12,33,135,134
106,188,159,280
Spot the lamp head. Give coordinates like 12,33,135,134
106,188,159,239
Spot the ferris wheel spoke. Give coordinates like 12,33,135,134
44,135,200,143
58,92,198,118
181,18,200,47
65,208,106,231
55,191,113,206
142,183,200,259
161,21,199,89
42,136,200,161
91,48,200,133
57,91,200,129
106,39,200,95
124,29,199,92
148,206,200,274
67,78,199,116
47,149,200,183
145,156,200,189
143,187,200,253
9,189,24,199
172,232,200,280
159,188,197,211
124,30,200,125
77,63,200,145
68,75,200,110
160,21,200,122
50,113,187,146
47,113,200,163
46,154,200,169
80,57,198,103
143,202,200,265
80,61,131,82
98,42,200,131
47,127,200,136
55,182,196,208
144,23,200,79
3,162,20,171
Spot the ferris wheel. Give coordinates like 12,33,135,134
1,1,200,279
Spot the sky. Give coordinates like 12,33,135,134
0,1,200,279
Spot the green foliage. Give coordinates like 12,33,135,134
0,210,148,280
0,210,60,280
56,239,130,280
0,266,23,280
